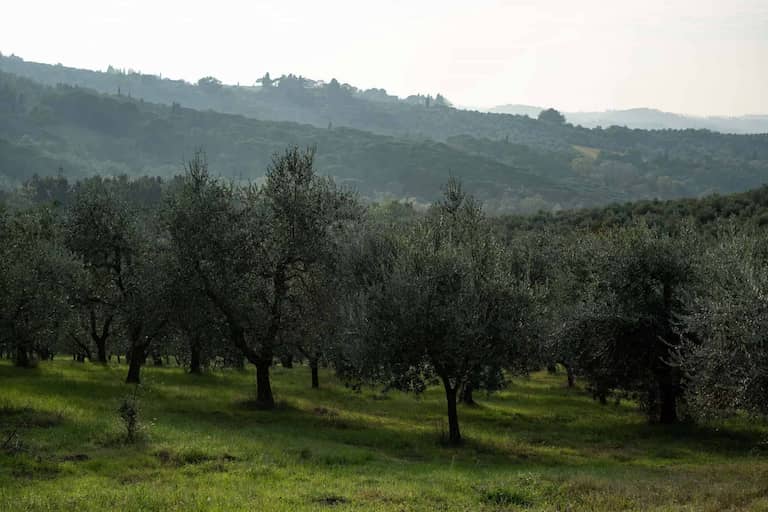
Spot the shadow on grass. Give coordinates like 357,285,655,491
2,361,765,471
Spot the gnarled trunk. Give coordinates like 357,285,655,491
95,340,108,364
125,345,145,384
189,339,202,375
310,358,319,389
89,310,112,364
442,378,461,445
256,361,275,409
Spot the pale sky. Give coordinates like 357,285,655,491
2,0,767,116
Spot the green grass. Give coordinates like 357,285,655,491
1,361,767,511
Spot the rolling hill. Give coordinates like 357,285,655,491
1,54,768,213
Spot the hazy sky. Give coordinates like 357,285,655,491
2,0,767,116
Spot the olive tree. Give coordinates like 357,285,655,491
167,148,359,407
65,181,172,382
355,181,536,444
63,182,130,363
564,222,700,423
681,226,768,418
0,207,74,367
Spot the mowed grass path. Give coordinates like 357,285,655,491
1,361,767,511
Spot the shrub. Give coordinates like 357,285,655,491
118,387,141,443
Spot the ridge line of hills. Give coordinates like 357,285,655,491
1,53,767,214
487,105,768,134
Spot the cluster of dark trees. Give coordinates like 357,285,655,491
2,148,767,444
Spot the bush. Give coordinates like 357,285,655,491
118,388,141,443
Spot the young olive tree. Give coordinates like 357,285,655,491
167,148,359,408
356,181,536,444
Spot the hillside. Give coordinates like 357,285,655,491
1,56,768,211
0,71,583,211
4,54,768,153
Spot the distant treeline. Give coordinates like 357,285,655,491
493,184,768,237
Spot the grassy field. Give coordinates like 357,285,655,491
1,360,767,511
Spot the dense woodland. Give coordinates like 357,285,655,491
2,148,767,445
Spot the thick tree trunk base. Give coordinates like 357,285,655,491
126,359,142,384
14,347,31,368
443,379,462,445
190,344,203,375
310,361,319,389
255,362,275,409
96,341,108,364
126,346,144,384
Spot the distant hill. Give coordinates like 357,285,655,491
490,105,768,134
1,54,768,213
0,71,587,212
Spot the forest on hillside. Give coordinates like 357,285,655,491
1,56,768,214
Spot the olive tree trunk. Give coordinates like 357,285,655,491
442,378,462,445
